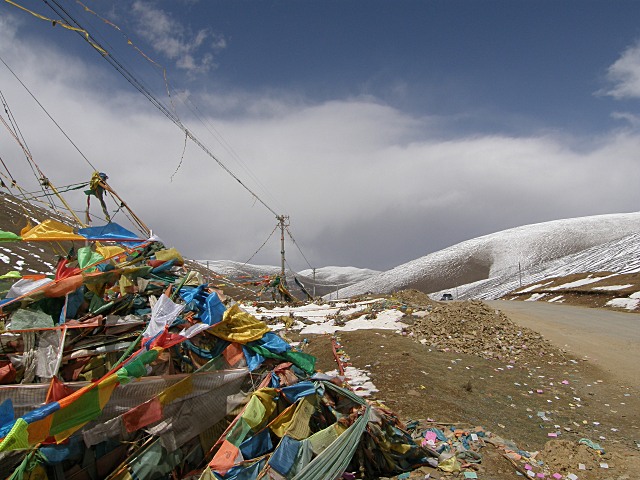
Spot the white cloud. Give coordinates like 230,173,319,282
611,111,640,127
603,41,640,99
130,1,224,73
0,12,20,41
1,23,639,271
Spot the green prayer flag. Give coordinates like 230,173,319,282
226,417,251,447
0,231,21,243
241,395,266,430
0,419,29,451
77,246,104,270
50,388,101,436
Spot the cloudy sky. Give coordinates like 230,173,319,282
1,0,640,272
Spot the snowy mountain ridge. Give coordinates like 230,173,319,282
332,212,640,299
197,259,379,297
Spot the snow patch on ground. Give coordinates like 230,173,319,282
525,293,548,302
300,309,405,335
548,295,564,303
592,284,634,291
324,366,379,397
606,298,640,310
548,275,616,290
241,299,408,335
515,281,553,294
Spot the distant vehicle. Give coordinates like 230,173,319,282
440,293,454,301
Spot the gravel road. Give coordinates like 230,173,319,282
487,300,640,386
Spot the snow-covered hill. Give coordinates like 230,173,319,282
2,191,638,303
432,232,640,301
198,260,379,297
332,213,640,299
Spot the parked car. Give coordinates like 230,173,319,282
440,293,454,301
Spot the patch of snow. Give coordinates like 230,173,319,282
548,296,564,303
548,275,616,290
525,293,548,302
606,298,640,310
629,291,640,299
592,284,634,291
298,309,405,334
0,254,9,264
324,366,378,397
514,281,553,294
242,299,407,335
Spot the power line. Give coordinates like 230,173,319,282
0,55,97,172
42,0,282,221
243,224,279,266
285,225,313,270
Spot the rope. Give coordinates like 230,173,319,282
71,0,283,213
12,182,88,199
0,93,57,211
0,54,97,171
170,131,188,182
243,224,279,266
42,0,283,221
0,154,18,188
285,225,313,270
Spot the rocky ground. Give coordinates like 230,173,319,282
287,291,640,479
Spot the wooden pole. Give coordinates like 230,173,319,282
100,181,151,237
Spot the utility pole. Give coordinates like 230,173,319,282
312,268,316,298
518,262,522,287
277,215,289,284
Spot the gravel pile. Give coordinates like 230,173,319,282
406,300,563,362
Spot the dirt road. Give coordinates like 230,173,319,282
487,300,640,386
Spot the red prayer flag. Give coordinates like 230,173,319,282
122,397,163,433
209,439,240,475
223,343,244,366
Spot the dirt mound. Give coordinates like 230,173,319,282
539,439,640,479
405,300,564,362
389,289,439,308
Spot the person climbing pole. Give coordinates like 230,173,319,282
85,171,111,223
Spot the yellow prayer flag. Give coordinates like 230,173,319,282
21,219,85,242
208,304,269,343
159,376,193,405
27,415,53,445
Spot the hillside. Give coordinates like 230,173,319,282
334,212,640,299
432,232,640,302
3,191,640,307
199,260,379,298
0,193,376,300
1,192,640,478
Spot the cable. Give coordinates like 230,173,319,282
178,94,287,214
0,55,97,172
67,0,286,213
285,225,313,270
0,91,59,211
11,182,88,199
42,0,283,221
243,224,279,266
